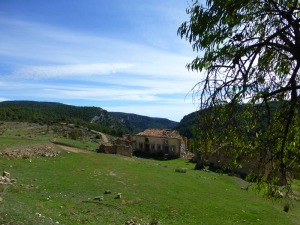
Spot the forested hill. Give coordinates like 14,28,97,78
175,101,293,139
175,111,198,139
110,112,178,134
0,101,178,135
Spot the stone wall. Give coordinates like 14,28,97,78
98,142,132,157
116,145,132,157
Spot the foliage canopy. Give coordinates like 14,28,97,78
179,0,300,196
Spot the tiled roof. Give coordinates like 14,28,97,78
136,129,181,139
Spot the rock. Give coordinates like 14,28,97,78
3,171,10,178
10,179,17,183
125,219,137,225
175,168,187,173
116,193,122,199
0,174,13,185
94,196,104,201
3,177,10,183
26,184,36,189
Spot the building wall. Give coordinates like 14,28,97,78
98,143,132,157
131,135,182,157
116,145,132,157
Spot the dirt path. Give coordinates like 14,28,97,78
99,132,109,143
54,144,92,154
91,130,109,143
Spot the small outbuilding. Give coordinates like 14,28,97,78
98,138,132,157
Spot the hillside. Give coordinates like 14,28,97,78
175,111,198,139
0,101,178,135
110,112,178,134
0,131,299,224
175,101,295,139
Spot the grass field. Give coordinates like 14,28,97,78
1,150,300,225
0,122,300,224
0,122,100,151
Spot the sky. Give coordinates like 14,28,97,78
0,0,202,122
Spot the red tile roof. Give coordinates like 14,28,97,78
136,129,181,139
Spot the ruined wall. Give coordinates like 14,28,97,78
116,146,132,157
98,143,132,157
105,145,117,154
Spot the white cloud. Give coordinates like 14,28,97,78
41,86,170,102
0,80,197,121
0,14,200,121
0,18,197,78
14,63,136,79
0,79,195,103
0,97,10,102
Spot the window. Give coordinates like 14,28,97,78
139,143,143,149
164,146,169,153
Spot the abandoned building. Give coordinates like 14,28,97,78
98,129,187,158
98,138,132,157
125,129,187,158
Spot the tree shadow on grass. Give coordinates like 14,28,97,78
133,151,178,161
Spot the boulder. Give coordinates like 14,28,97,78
94,196,104,201
3,171,10,178
116,193,122,199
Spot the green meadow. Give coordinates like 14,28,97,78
0,122,299,224
1,151,300,224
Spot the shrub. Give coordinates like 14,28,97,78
69,129,83,140
283,203,290,213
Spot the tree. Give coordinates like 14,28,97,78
178,0,300,197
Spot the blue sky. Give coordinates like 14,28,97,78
0,0,201,122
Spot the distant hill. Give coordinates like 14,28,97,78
175,111,198,139
110,112,178,134
175,101,295,139
0,101,178,135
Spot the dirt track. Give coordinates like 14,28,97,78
54,144,92,153
91,130,109,143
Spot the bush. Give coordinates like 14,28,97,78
283,203,290,213
69,129,83,140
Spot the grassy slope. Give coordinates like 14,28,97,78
0,122,299,225
0,122,100,151
1,151,299,225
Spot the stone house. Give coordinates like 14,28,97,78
98,138,132,157
125,129,187,158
